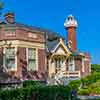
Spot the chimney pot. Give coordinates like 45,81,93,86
4,12,14,24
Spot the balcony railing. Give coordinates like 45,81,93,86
64,71,80,78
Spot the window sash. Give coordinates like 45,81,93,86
4,48,15,70
5,59,15,69
27,48,36,71
28,48,36,59
68,58,75,71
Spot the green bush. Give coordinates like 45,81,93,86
78,88,91,95
0,85,71,100
81,72,100,86
91,64,100,73
68,80,81,90
89,81,100,88
23,80,42,87
91,87,100,94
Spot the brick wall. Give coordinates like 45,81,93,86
0,27,45,43
67,27,76,51
38,49,46,73
16,47,27,78
0,47,3,66
75,58,82,71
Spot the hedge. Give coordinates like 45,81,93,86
0,85,71,100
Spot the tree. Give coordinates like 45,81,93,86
0,1,3,16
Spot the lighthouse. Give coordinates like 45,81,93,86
64,15,77,51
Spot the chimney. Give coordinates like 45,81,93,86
4,12,14,24
64,15,77,51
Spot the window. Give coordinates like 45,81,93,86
68,57,75,71
55,57,64,73
27,48,36,71
4,48,16,70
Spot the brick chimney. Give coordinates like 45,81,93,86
64,15,77,51
4,12,14,24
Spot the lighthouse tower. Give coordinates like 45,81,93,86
64,15,77,51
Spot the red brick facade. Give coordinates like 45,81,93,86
16,47,27,78
38,49,46,73
67,27,76,51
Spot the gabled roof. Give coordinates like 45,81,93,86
51,38,71,54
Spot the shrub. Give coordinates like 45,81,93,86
23,80,43,87
0,85,71,100
89,81,100,88
91,64,100,73
81,72,100,87
78,88,91,95
68,80,81,90
91,87,100,94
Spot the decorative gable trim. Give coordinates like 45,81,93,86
51,38,71,55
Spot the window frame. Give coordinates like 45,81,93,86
26,48,37,71
68,57,75,72
3,47,17,71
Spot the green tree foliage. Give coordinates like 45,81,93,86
91,64,100,73
0,1,3,16
68,80,81,90
68,64,100,95
81,72,100,87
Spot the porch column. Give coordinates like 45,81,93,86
48,59,55,78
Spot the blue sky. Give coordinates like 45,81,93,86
1,0,100,64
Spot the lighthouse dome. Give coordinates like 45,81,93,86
64,15,77,28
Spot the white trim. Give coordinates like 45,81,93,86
36,48,38,70
89,63,91,73
82,58,85,72
26,48,28,69
84,58,89,61
51,38,71,54
15,47,17,71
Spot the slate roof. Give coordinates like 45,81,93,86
47,39,59,51
0,21,64,52
0,21,59,36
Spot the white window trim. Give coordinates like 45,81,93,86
26,48,38,71
3,47,17,71
82,58,85,72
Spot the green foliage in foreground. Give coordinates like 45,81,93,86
68,80,81,90
68,64,100,96
91,64,100,73
0,81,71,100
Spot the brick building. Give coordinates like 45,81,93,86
47,15,91,79
0,12,47,81
0,12,91,82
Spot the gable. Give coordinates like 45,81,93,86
55,45,67,55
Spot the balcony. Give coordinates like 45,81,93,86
64,71,80,78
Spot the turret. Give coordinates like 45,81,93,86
64,15,77,51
